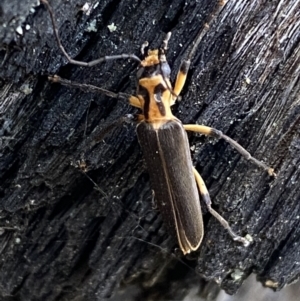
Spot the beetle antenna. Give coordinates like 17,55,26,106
187,0,227,62
41,0,141,66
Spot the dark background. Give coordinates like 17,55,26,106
0,0,299,300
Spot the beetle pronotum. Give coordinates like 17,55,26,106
41,0,276,255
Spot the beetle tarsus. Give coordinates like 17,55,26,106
233,236,251,247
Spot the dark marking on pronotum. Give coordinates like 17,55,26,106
138,85,150,120
154,83,167,116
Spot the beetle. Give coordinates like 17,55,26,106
41,0,276,254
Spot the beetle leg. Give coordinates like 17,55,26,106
192,167,250,247
151,190,157,209
86,114,137,147
49,75,143,110
171,60,191,104
184,124,276,177
129,96,142,109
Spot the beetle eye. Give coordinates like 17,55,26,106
161,62,171,78
154,83,166,103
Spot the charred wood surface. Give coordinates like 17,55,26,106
0,0,299,300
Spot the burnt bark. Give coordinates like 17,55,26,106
0,0,299,300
